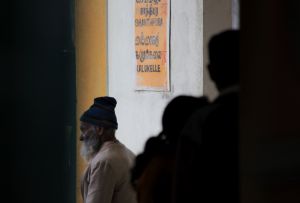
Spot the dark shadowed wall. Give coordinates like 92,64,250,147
240,1,300,203
2,0,76,203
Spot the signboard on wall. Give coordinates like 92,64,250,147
135,0,170,91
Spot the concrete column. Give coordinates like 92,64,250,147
240,1,300,202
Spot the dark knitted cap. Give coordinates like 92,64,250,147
80,96,118,129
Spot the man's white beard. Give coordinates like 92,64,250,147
80,134,101,162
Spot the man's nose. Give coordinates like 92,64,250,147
79,134,84,141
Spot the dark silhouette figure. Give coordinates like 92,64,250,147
174,30,240,203
131,96,208,203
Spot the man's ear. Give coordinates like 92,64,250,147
95,126,104,135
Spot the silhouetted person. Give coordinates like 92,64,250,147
131,96,208,203
174,30,240,203
79,96,137,203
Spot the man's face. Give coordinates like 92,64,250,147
80,122,95,141
79,122,101,161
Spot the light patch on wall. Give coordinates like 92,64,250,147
232,0,240,29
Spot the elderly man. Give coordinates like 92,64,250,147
80,96,137,203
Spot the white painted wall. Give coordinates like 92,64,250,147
108,0,204,154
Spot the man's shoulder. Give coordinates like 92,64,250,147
91,141,135,168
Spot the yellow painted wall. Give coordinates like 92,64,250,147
75,0,107,203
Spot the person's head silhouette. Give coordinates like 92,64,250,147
208,30,240,91
161,95,208,144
